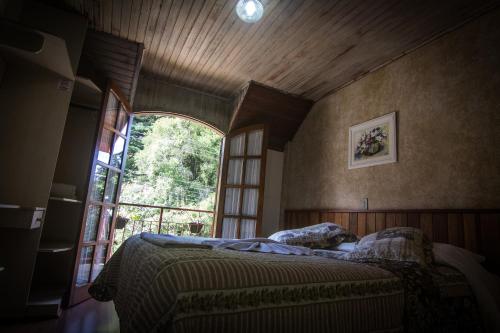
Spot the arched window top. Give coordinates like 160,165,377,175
134,111,225,137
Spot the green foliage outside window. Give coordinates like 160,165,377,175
113,115,222,252
121,115,222,209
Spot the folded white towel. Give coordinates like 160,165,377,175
140,233,314,255
140,233,213,249
204,238,314,256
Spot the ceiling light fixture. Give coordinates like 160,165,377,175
236,0,264,23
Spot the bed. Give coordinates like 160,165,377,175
91,235,405,332
89,208,500,333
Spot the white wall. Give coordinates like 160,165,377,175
261,149,284,236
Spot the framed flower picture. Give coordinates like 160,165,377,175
348,112,397,169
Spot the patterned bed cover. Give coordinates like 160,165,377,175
90,235,405,332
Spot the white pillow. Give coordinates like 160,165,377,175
432,243,500,332
433,242,485,264
268,222,358,249
334,242,357,252
346,227,433,266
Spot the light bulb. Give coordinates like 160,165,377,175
245,1,256,16
236,0,264,23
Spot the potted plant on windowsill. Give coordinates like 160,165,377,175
189,221,204,234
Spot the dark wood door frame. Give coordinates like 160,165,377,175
69,81,132,306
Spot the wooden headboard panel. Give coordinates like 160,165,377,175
284,209,500,273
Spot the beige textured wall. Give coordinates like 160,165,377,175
283,9,500,211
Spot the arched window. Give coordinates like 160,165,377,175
114,113,223,250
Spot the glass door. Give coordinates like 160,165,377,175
69,82,132,305
215,125,267,239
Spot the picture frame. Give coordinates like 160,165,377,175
348,112,397,169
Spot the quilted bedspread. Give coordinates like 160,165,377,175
90,235,405,333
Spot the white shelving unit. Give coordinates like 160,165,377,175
27,288,65,317
38,242,74,253
49,197,82,204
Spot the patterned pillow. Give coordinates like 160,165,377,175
347,227,433,265
268,222,358,249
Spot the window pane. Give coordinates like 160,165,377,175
242,189,258,217
226,159,243,185
99,207,114,241
247,130,263,155
224,188,240,215
91,244,108,281
104,93,119,129
76,246,94,286
110,135,125,168
97,128,114,164
230,133,245,156
104,170,119,203
222,218,237,239
240,219,256,239
90,165,107,202
116,107,128,134
244,159,260,185
83,205,101,242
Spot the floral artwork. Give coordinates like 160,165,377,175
354,125,389,160
348,112,397,169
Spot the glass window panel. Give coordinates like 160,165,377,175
229,133,245,156
240,219,256,239
104,93,119,129
122,122,129,136
76,246,94,286
99,207,114,241
97,128,114,164
104,170,119,203
242,189,259,217
110,135,125,168
244,159,261,185
83,205,101,242
116,107,128,134
224,188,240,215
222,218,237,239
90,165,107,202
226,159,243,185
91,244,108,281
247,130,263,155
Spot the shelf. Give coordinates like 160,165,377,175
49,197,82,204
0,206,45,229
0,203,21,209
38,242,74,253
27,288,65,317
0,21,75,80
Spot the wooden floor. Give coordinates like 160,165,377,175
0,299,120,333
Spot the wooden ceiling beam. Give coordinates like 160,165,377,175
230,81,313,151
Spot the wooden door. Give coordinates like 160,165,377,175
69,82,132,305
215,125,268,239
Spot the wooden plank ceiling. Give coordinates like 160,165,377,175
63,0,499,101
78,30,144,103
